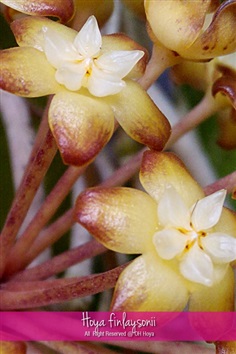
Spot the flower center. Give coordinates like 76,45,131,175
178,222,207,253
152,188,236,286
42,16,144,96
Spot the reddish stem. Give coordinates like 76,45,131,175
0,123,57,278
23,208,75,268
0,263,128,310
5,165,86,277
166,91,220,148
10,240,107,282
138,44,181,90
204,171,236,196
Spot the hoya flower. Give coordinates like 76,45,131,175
75,150,236,311
1,0,113,29
0,16,171,166
145,0,236,61
0,0,75,23
171,52,236,149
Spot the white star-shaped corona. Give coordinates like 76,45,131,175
153,187,236,286
42,16,144,97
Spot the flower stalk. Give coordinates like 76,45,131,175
0,117,58,278
4,164,87,277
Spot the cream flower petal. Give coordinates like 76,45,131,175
104,80,171,150
111,253,189,311
214,207,236,237
1,0,74,23
96,50,144,78
140,150,204,206
144,0,211,51
86,65,126,97
153,229,186,260
180,244,214,286
55,62,87,91
0,47,61,97
11,16,77,51
189,266,235,311
43,27,81,68
102,34,148,79
202,232,236,263
157,185,190,228
182,0,236,59
212,263,230,284
191,189,226,231
73,16,102,57
49,91,114,166
75,187,158,254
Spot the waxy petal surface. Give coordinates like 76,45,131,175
183,0,236,59
202,233,236,263
189,266,235,311
102,34,148,79
105,80,171,150
180,244,214,286
75,187,158,254
140,151,204,207
1,0,74,23
11,16,77,51
145,0,212,51
153,229,186,260
49,92,114,166
0,47,61,97
214,207,236,237
96,50,144,78
86,66,126,97
191,189,226,231
145,0,236,60
55,61,87,91
212,76,236,109
73,15,102,57
157,186,190,229
111,253,189,311
43,27,81,68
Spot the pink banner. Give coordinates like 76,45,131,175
1,312,236,341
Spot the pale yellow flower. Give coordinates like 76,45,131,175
0,16,171,166
75,151,236,311
1,0,75,23
145,0,236,61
